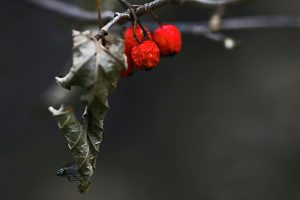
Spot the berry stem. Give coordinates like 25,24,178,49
133,21,142,44
131,5,150,40
150,12,163,27
118,0,142,44
137,21,150,40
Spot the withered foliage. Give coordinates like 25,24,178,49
49,30,127,194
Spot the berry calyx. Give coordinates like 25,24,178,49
153,24,182,56
131,41,160,70
125,26,152,56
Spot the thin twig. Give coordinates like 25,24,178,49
190,0,240,5
95,0,175,40
118,0,145,42
22,0,236,23
132,15,300,35
96,0,103,30
174,15,300,32
22,0,300,30
21,0,300,43
209,4,226,31
21,0,99,22
95,12,130,40
21,0,174,22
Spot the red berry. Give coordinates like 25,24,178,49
153,24,182,56
125,26,152,56
131,41,160,70
120,56,135,78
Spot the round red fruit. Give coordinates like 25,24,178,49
131,41,160,70
153,24,182,56
125,26,152,55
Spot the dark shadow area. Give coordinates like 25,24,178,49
1,0,300,199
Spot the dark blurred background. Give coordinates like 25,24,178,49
2,0,300,199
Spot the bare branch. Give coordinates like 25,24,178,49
95,12,130,40
185,0,241,5
95,0,177,40
22,0,300,44
136,15,300,35
93,0,246,40
21,0,114,23
175,15,300,32
22,0,240,22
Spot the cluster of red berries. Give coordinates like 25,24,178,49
120,24,182,77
